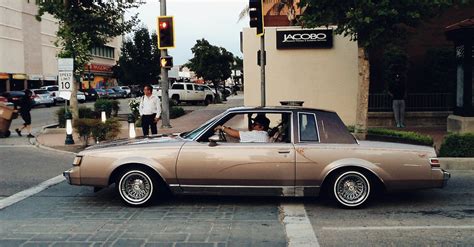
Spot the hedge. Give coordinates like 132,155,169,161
367,128,434,146
439,133,474,157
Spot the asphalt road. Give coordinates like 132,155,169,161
305,170,474,246
0,146,74,198
0,170,471,246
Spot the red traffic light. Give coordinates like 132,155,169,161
159,21,168,30
157,16,175,49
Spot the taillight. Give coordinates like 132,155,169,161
430,158,440,168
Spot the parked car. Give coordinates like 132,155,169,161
40,85,65,104
83,88,98,101
64,106,450,208
158,82,213,105
77,91,86,103
1,91,25,107
0,95,13,107
105,89,118,99
31,89,54,107
95,89,108,99
112,87,127,98
118,86,131,97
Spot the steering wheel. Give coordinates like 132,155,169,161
218,129,227,142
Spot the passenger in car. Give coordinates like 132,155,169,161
214,114,270,142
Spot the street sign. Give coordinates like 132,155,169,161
58,71,73,100
58,58,74,71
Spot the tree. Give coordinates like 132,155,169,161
298,0,456,138
186,39,234,101
114,27,161,86
36,0,141,119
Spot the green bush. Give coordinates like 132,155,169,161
170,106,185,119
439,133,474,157
91,118,121,142
367,128,434,146
56,108,66,128
94,99,120,117
74,118,99,146
56,106,97,128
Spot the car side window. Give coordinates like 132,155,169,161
298,113,319,142
186,84,193,90
172,84,184,90
316,111,357,144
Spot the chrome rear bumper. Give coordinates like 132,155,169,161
442,170,451,188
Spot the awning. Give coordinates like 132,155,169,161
12,74,26,80
28,74,43,80
44,76,57,81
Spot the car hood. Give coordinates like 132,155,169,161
83,134,184,151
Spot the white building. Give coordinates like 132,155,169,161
0,0,121,92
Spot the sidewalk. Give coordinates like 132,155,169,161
35,94,244,153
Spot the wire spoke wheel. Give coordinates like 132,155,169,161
333,171,371,208
118,170,154,206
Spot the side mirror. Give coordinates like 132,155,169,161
208,134,220,147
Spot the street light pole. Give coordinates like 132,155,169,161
160,0,171,128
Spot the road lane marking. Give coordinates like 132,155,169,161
0,175,65,210
280,203,320,247
322,225,474,231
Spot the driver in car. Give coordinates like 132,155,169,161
214,114,270,143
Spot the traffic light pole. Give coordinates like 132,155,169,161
260,35,265,107
160,0,171,128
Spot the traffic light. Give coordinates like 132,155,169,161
160,56,173,69
157,16,175,49
249,0,264,36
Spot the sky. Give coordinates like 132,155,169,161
126,0,249,66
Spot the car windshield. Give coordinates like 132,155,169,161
180,112,225,140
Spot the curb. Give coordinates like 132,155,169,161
30,123,77,155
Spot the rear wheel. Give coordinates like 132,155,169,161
331,170,371,208
204,96,212,105
171,95,180,105
116,168,157,206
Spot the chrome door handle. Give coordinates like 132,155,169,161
278,150,290,154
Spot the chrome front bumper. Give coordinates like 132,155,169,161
63,169,72,184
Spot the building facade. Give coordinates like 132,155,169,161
0,0,121,93
243,27,359,125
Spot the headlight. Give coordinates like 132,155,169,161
73,156,83,166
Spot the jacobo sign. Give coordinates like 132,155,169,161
276,29,333,49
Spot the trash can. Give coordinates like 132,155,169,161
0,104,18,138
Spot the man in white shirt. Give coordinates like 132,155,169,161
139,84,161,136
214,114,270,143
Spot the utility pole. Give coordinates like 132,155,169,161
160,0,171,128
260,35,265,107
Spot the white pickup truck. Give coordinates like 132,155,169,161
158,82,214,105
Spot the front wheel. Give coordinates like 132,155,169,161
117,168,156,206
331,170,371,208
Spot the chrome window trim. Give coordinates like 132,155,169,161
192,109,294,143
297,112,321,143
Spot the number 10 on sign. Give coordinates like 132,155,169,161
59,71,73,91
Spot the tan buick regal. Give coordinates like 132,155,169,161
64,107,450,208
